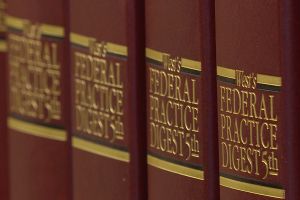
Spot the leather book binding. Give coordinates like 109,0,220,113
6,0,71,199
216,0,290,199
146,0,218,199
70,0,146,199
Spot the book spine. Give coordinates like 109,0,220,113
201,0,220,199
6,0,71,199
0,0,8,199
70,0,146,199
126,0,147,199
280,0,300,199
145,0,206,199
216,0,285,199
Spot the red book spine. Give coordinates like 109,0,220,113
70,0,146,199
201,0,220,198
281,1,300,199
127,0,147,199
0,0,8,199
145,0,217,199
6,0,71,199
216,0,285,199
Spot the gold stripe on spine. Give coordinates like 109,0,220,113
40,24,64,38
5,15,65,37
146,47,202,71
72,136,130,162
106,42,127,57
147,154,204,180
0,40,7,52
220,176,285,199
145,48,164,62
257,74,282,87
5,15,23,30
7,117,67,141
181,58,202,71
70,32,93,47
217,66,236,79
217,66,282,87
70,32,128,56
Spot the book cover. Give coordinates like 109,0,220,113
145,0,215,199
6,0,71,199
70,0,146,199
216,0,286,199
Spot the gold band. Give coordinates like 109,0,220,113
5,15,64,38
217,66,235,79
146,48,164,62
182,58,202,71
70,32,91,47
147,154,204,180
40,23,64,38
70,32,128,56
0,40,7,52
257,74,282,87
146,47,202,72
72,136,130,162
7,117,67,142
217,66,282,87
220,176,285,199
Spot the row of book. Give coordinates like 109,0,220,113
0,0,299,199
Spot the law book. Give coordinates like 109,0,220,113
6,0,71,199
0,0,8,199
146,0,218,199
216,0,291,199
70,0,146,199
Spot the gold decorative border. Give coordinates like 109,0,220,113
72,136,130,162
40,23,64,38
145,48,202,72
147,154,204,180
7,117,67,142
217,66,282,87
217,66,235,79
257,74,282,87
146,48,164,62
70,32,128,56
220,176,285,199
0,40,7,52
5,15,65,38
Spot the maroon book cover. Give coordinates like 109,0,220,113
0,0,8,199
6,0,71,199
146,0,218,199
70,0,146,199
216,0,291,199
